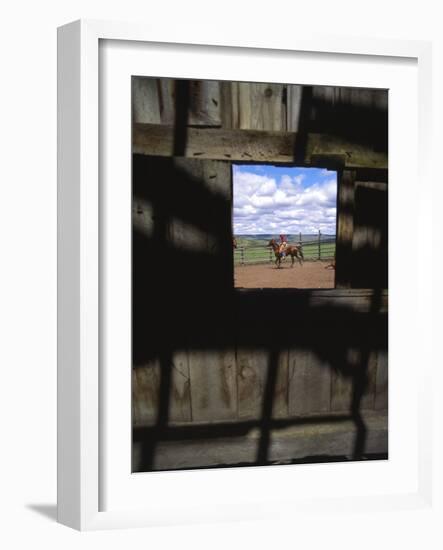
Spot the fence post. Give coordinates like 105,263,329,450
318,230,321,260
241,247,245,265
299,232,302,246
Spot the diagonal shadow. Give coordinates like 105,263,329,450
256,348,280,464
26,504,57,522
131,78,388,473
173,80,190,156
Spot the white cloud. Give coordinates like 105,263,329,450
233,169,337,235
255,179,277,196
250,195,275,209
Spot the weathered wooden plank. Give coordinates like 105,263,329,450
132,77,161,124
156,79,222,126
237,349,288,419
352,180,388,288
335,170,356,288
169,217,208,253
230,81,240,129
132,352,193,426
132,197,154,238
237,349,266,419
236,288,387,298
133,123,388,169
188,350,237,421
288,349,331,415
132,361,160,426
158,78,175,124
236,83,285,131
202,160,232,257
275,350,290,418
188,80,221,126
330,369,351,413
132,410,388,471
167,157,232,279
220,81,235,129
330,349,377,412
308,294,388,314
235,289,388,316
202,159,231,197
286,85,303,132
375,350,388,410
335,87,387,110
311,82,387,134
168,158,208,251
169,351,192,422
168,157,236,422
308,135,387,168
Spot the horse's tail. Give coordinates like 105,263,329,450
298,245,304,261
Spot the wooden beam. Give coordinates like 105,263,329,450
335,170,356,288
133,123,388,169
132,411,388,470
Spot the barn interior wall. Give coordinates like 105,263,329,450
131,78,388,470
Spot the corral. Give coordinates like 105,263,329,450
235,261,335,289
131,77,388,471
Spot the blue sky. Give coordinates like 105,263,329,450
232,164,337,235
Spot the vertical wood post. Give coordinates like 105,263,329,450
318,229,321,260
335,170,356,288
241,247,245,265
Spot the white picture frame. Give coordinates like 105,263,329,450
57,19,433,531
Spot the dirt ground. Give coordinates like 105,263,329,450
234,260,335,289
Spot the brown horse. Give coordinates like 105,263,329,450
267,238,304,268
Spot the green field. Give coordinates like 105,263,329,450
233,234,335,265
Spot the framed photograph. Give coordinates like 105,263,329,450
57,19,433,530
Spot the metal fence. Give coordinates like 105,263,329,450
233,232,336,266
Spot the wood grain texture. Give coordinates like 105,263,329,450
237,350,267,419
132,361,160,426
188,349,237,421
133,123,388,168
220,81,236,129
375,350,388,410
188,80,221,126
275,349,290,418
237,349,288,419
288,349,331,415
158,78,175,124
171,158,236,422
132,411,388,471
169,158,208,251
154,79,222,126
336,170,356,288
236,83,285,131
202,160,232,260
169,351,192,422
286,85,303,132
132,353,193,426
132,77,161,124
330,349,377,412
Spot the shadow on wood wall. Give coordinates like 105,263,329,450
131,80,388,472
132,153,387,472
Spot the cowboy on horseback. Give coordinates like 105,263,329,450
279,234,288,259
266,237,304,268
